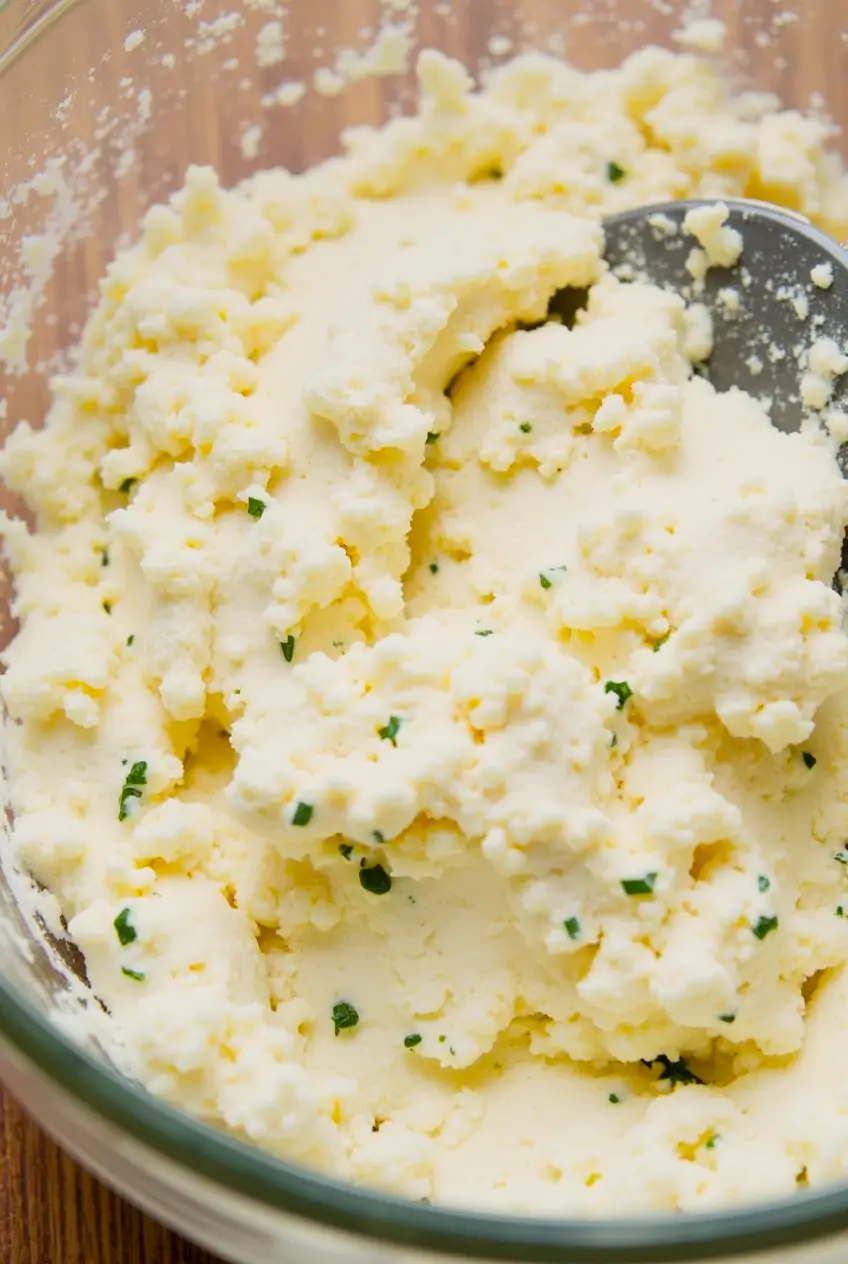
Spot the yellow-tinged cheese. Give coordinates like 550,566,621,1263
3,45,848,1213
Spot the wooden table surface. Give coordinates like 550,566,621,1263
0,0,840,1259
0,1091,219,1264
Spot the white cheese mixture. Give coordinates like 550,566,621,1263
3,47,848,1214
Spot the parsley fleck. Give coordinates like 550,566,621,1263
475,629,494,637
372,829,386,845
126,634,135,647
429,562,439,574
838,906,845,918
646,1054,703,1087
752,914,779,940
519,422,532,434
119,477,136,494
438,1034,446,1043
705,1134,719,1150
280,635,295,663
292,801,313,827
118,761,147,822
607,160,627,183
102,600,112,614
121,967,145,982
622,873,657,897
605,680,633,710
404,1033,422,1049
100,548,109,567
426,431,439,445
718,1012,736,1024
653,634,669,652
360,864,392,896
332,1000,359,1035
247,496,265,519
113,908,137,946
758,875,771,891
836,852,848,865
610,733,618,749
339,843,354,860
564,916,581,940
539,565,568,590
608,1093,621,1104
802,750,817,770
378,716,402,746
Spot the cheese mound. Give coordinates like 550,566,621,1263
4,46,848,1214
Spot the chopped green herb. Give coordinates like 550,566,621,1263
118,760,147,822
280,635,295,663
653,634,669,652
360,864,392,896
121,967,145,982
835,852,848,865
429,562,439,574
752,914,779,941
372,829,386,845
247,496,265,519
378,715,402,746
607,160,627,183
126,634,135,647
438,1034,446,1043
648,1054,703,1087
475,629,494,637
113,908,137,947
610,733,618,749
100,548,110,567
605,680,633,710
802,750,817,770
102,600,112,614
564,916,581,940
705,1134,719,1150
622,873,658,897
404,1033,422,1049
339,843,354,860
118,477,136,494
718,1012,736,1024
838,906,845,918
608,1093,621,1104
292,801,313,827
519,422,532,434
538,565,568,590
426,431,439,445
332,1000,359,1036
758,874,771,891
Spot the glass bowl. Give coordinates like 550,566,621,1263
1,1,847,1260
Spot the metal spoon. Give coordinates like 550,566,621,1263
602,198,848,435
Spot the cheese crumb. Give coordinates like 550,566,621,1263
811,262,834,290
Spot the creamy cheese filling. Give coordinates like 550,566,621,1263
3,45,848,1214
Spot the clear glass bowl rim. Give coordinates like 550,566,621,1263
3,0,848,1257
6,972,848,1263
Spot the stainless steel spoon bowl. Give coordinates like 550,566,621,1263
602,198,847,435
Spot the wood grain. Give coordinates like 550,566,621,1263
0,1090,220,1264
0,0,842,1259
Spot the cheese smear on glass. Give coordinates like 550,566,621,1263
3,45,848,1214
